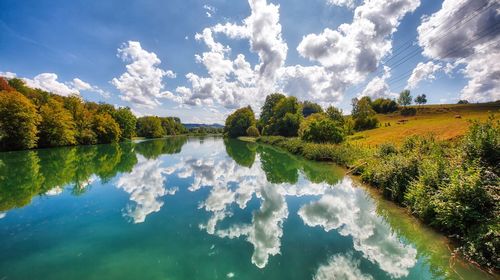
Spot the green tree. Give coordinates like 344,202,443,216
414,94,427,105
302,101,323,117
246,126,260,137
398,90,412,107
136,116,165,138
38,99,77,148
325,105,344,125
371,98,398,113
224,106,256,138
0,91,41,150
351,97,378,131
265,96,302,136
92,113,121,143
113,107,137,139
259,93,286,130
63,95,96,145
299,113,344,143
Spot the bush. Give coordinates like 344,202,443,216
300,115,344,143
372,98,398,113
246,126,260,137
462,115,499,170
378,143,397,156
400,107,416,116
354,116,379,131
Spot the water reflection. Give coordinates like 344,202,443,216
0,136,490,279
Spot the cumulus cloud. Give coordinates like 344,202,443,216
407,61,442,89
417,0,500,102
298,0,421,84
112,41,174,108
326,0,358,9
359,66,396,99
0,71,17,79
314,253,373,280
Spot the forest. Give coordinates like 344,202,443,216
0,77,187,151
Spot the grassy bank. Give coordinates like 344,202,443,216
257,116,499,272
350,102,499,146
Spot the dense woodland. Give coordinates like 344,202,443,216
225,92,499,270
0,77,187,151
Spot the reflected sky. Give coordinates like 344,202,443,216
0,137,493,280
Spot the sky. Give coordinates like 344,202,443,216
1,0,499,124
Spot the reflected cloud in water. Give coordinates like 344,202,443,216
116,155,178,223
299,178,417,278
314,253,373,280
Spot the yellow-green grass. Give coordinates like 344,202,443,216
349,102,499,146
237,136,257,142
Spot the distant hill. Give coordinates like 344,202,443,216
183,123,224,129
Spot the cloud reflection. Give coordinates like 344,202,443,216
314,253,374,280
299,178,417,278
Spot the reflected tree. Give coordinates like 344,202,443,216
224,138,256,167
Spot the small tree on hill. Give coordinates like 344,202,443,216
398,90,412,107
415,94,427,106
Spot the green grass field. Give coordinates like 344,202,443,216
348,102,499,146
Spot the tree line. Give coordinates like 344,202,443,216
224,90,423,143
0,77,187,151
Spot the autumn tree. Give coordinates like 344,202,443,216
0,91,41,150
38,98,77,147
92,113,121,143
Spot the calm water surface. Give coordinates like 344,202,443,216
0,137,492,279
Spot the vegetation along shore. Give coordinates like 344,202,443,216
225,92,499,272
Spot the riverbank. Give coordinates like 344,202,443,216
254,117,499,273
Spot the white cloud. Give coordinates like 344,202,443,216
407,61,442,89
111,41,174,108
0,71,17,79
24,73,77,96
326,0,358,9
204,4,216,18
72,78,111,98
314,253,373,280
359,66,396,99
417,0,500,102
0,212,5,219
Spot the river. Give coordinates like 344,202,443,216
0,137,492,279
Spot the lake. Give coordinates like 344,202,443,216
0,137,492,279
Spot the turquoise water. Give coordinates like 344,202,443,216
0,137,492,279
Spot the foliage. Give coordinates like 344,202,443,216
371,98,398,113
325,105,345,124
92,113,121,143
0,77,14,92
258,93,286,130
400,107,417,116
113,107,137,139
398,90,412,107
225,106,256,138
136,116,164,138
246,126,260,137
263,96,302,136
38,99,77,147
415,94,427,105
351,97,379,131
299,113,344,143
160,117,187,136
0,90,41,150
462,115,499,170
458,99,469,104
302,101,323,117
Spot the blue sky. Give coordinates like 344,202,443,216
1,0,498,123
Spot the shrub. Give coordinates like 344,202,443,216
400,107,416,116
378,143,397,156
246,126,260,137
372,98,398,113
300,115,344,143
354,116,379,131
462,115,499,170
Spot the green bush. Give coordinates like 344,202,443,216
354,116,379,131
462,115,499,170
246,126,260,137
300,114,344,143
400,107,416,116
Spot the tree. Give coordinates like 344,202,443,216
113,107,137,139
38,99,77,148
0,91,41,150
415,94,427,105
259,93,286,129
351,97,378,131
371,98,398,113
224,106,256,138
458,100,469,104
0,77,14,92
398,90,412,107
302,101,323,117
299,113,344,143
136,116,164,138
325,105,344,125
264,96,302,136
92,113,121,143
246,126,260,137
